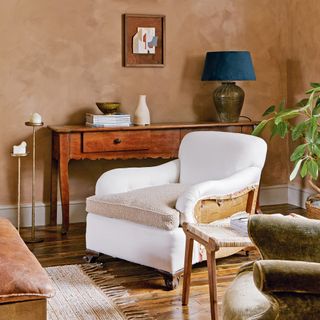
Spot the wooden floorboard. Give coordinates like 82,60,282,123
19,204,305,319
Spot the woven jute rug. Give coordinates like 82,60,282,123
46,264,153,320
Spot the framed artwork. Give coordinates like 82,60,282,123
123,14,166,67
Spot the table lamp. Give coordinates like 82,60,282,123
201,51,256,122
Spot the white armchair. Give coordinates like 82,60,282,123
85,131,267,289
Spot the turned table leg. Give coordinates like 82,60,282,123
50,158,58,226
58,134,70,234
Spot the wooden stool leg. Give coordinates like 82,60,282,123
182,234,194,306
207,249,219,320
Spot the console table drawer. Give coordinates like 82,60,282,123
82,131,151,153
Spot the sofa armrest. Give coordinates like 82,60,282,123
95,159,180,196
0,219,54,303
248,215,320,261
176,166,261,224
253,260,320,295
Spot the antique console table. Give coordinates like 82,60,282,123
48,121,258,234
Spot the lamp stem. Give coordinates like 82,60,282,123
17,156,21,233
31,125,35,240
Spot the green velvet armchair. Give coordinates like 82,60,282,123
222,214,320,320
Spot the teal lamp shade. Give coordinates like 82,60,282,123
201,51,256,122
201,51,256,81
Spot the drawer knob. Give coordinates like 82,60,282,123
113,138,122,144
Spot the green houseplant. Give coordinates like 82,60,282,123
253,83,320,214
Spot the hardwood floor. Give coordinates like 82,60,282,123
20,204,305,319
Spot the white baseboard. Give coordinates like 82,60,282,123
0,184,311,227
0,201,86,227
288,184,313,209
259,184,289,206
259,184,314,208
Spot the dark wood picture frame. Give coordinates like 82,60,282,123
123,14,166,67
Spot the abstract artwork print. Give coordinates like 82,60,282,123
133,27,158,54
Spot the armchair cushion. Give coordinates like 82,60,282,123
86,183,189,231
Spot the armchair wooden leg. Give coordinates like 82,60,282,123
83,250,102,263
163,273,180,290
207,249,219,320
182,234,194,306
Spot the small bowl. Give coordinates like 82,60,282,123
96,102,120,114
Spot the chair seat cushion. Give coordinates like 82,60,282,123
86,183,189,231
222,270,278,320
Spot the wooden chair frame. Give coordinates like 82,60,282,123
182,185,259,320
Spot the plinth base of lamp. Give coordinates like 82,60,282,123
25,121,44,127
24,237,44,244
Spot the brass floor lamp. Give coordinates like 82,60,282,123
24,120,44,243
11,151,28,233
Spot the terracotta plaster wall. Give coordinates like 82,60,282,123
286,0,320,190
0,0,289,206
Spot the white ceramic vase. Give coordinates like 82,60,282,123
134,95,150,125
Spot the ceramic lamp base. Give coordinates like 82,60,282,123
213,82,244,122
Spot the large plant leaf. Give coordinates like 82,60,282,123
290,144,307,161
296,98,309,108
270,123,278,138
300,160,308,178
262,105,275,116
274,110,300,125
252,120,268,136
310,82,320,88
312,99,320,115
306,87,320,94
270,122,289,139
307,159,319,179
290,159,303,181
278,121,288,138
307,90,317,110
306,117,318,142
291,121,307,141
313,144,320,158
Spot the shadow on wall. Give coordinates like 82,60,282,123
286,58,308,195
181,55,218,122
65,107,96,125
286,59,304,106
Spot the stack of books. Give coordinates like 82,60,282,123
229,212,249,236
85,113,131,127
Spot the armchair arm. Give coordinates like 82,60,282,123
176,166,261,224
253,260,320,295
95,159,180,196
